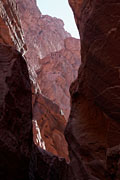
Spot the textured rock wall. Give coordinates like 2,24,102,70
0,2,33,180
0,0,68,160
0,1,69,179
3,0,120,179
0,0,26,53
37,37,80,119
16,0,80,120
0,41,32,180
32,94,69,161
66,0,120,179
16,0,70,70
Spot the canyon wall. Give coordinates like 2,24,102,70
0,0,68,174
32,93,69,161
66,0,120,179
16,0,71,70
0,1,68,179
37,37,80,119
1,0,120,179
0,1,32,179
16,0,80,119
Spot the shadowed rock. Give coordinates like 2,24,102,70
66,0,120,179
0,44,32,180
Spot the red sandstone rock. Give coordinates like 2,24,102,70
4,0,120,179
16,0,81,120
32,93,69,161
0,0,26,53
65,0,120,179
37,37,80,119
16,0,71,70
0,1,69,179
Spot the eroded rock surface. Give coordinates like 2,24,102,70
37,37,80,119
16,0,80,120
66,0,120,179
0,0,69,179
3,0,120,179
16,0,71,70
0,44,32,180
0,0,26,53
32,93,69,161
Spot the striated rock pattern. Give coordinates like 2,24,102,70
16,0,71,70
31,73,69,160
0,0,68,164
32,94,69,161
0,44,32,180
0,0,26,53
66,0,120,179
0,0,69,179
37,37,80,119
3,0,120,179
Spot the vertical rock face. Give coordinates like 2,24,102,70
0,0,26,53
0,44,32,180
0,1,33,179
0,0,69,160
37,37,80,119
16,0,71,70
16,0,80,120
66,0,120,179
0,1,69,179
32,94,69,161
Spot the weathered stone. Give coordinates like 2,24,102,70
16,0,71,70
32,93,69,161
37,37,80,119
15,0,81,120
0,44,32,180
0,0,26,53
66,0,120,179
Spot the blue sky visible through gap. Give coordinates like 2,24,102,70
36,0,80,39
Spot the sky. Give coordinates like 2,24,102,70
36,0,79,39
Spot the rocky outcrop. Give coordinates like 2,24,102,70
0,2,33,179
0,0,26,53
16,0,80,120
32,94,69,161
37,37,80,119
16,0,71,70
0,1,68,178
66,0,120,179
3,0,120,179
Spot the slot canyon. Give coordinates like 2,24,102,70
0,0,120,180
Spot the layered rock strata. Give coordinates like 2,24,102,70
0,0,25,52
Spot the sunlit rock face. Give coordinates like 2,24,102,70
0,0,26,53
32,94,69,161
16,0,71,70
0,2,33,179
31,78,69,160
66,0,120,179
37,37,80,119
16,0,80,120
